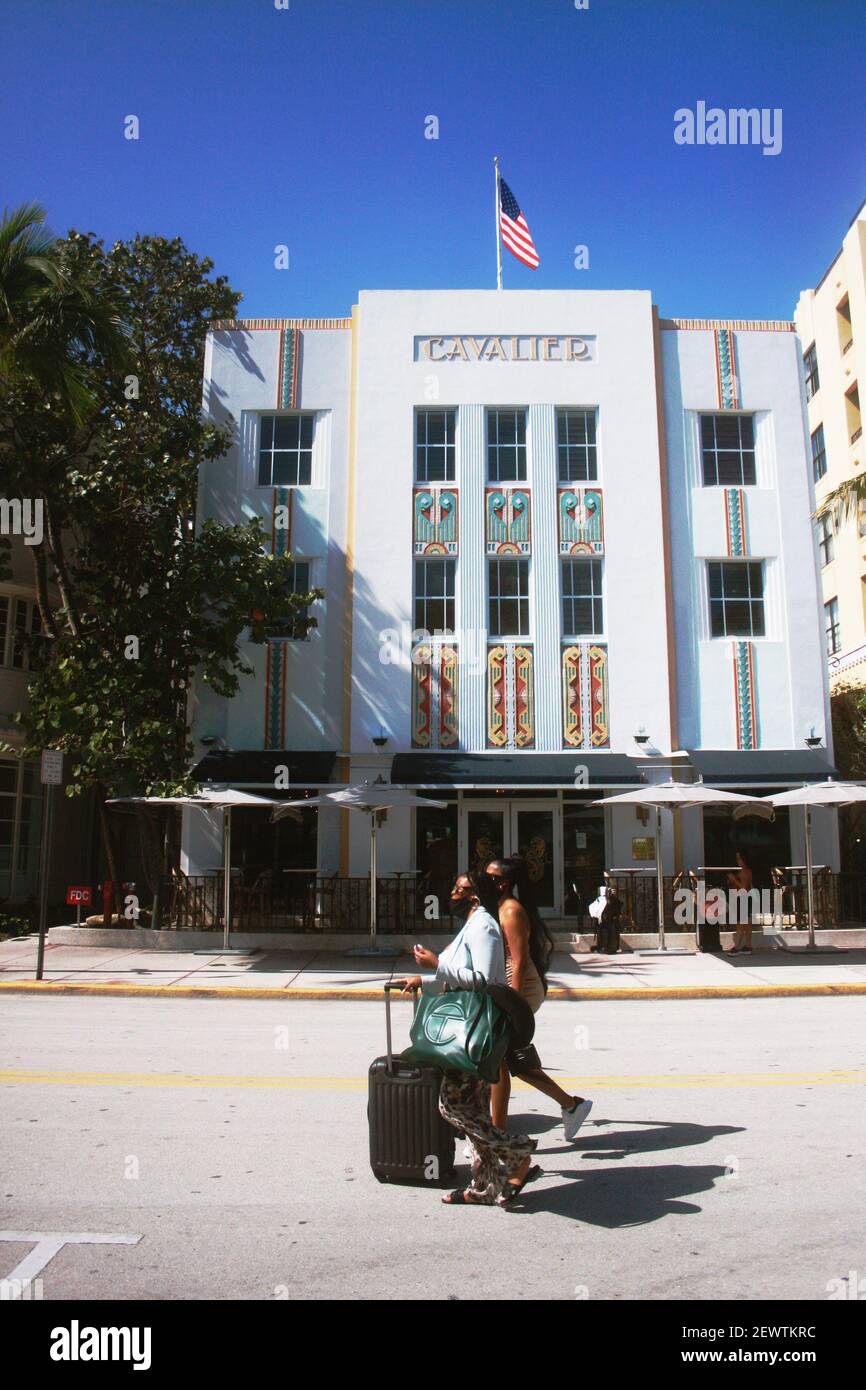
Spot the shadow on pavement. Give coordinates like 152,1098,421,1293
511,1161,729,1227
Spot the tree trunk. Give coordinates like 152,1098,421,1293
95,786,122,921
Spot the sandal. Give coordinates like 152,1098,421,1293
501,1162,542,1204
441,1188,489,1205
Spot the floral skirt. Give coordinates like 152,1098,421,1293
438,1071,537,1204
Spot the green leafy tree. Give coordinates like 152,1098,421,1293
1,227,320,902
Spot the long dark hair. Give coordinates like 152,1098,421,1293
462,868,501,919
489,856,555,992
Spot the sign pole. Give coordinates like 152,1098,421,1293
36,750,63,981
494,155,503,290
35,783,54,981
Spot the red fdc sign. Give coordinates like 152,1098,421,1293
66,886,93,907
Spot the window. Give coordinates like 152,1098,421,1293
708,561,765,638
0,758,42,900
562,558,604,634
700,415,756,486
488,557,530,636
487,409,526,482
270,561,314,640
803,343,820,401
557,409,598,482
845,383,861,445
817,512,834,567
414,558,455,634
825,597,840,656
258,414,314,486
811,424,827,482
0,596,41,671
415,410,455,482
838,296,853,355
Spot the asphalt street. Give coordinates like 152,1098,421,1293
1,994,865,1301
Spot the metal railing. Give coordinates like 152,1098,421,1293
153,870,866,934
158,873,454,934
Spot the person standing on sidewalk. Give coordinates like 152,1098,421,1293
396,869,538,1207
485,857,592,1142
726,851,755,955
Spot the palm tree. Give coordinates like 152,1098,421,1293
0,201,127,423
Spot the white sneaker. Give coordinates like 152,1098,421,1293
562,1097,593,1142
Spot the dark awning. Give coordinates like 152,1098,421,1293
191,750,337,787
390,752,643,788
687,749,838,787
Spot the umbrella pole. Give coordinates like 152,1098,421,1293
805,805,816,950
656,806,666,951
370,812,377,943
223,809,232,951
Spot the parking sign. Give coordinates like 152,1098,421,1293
40,750,64,785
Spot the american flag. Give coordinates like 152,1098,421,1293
499,177,540,269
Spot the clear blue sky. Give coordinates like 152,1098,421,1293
2,0,864,320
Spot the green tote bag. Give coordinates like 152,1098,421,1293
402,989,512,1083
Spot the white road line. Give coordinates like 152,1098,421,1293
0,1232,142,1297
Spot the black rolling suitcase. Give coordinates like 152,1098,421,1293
696,918,722,952
368,983,456,1186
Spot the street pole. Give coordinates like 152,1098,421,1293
494,155,503,290
35,782,54,981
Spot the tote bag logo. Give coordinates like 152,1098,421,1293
423,1000,467,1046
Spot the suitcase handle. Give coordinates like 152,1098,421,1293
384,981,419,1071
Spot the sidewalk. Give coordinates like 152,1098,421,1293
2,935,866,999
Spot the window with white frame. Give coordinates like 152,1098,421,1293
269,561,315,640
700,415,757,486
561,557,604,635
414,558,455,634
707,560,765,638
487,409,527,482
556,408,598,482
258,414,314,486
415,410,456,482
488,557,530,636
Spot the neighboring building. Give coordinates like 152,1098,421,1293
795,197,866,690
187,290,837,922
0,536,89,904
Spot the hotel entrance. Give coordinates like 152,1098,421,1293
460,799,561,914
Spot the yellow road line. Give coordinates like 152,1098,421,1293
1,1069,864,1091
2,981,866,1002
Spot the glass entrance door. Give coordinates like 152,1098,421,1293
460,800,561,914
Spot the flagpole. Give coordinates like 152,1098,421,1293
494,155,503,290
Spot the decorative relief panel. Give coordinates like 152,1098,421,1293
412,642,459,749
713,327,740,409
487,643,535,749
733,641,757,750
562,643,610,749
485,488,531,554
558,487,604,554
413,488,458,555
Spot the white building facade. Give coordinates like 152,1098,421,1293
187,290,836,922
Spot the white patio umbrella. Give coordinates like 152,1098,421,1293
109,788,296,951
590,780,766,951
272,781,447,947
757,780,866,950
